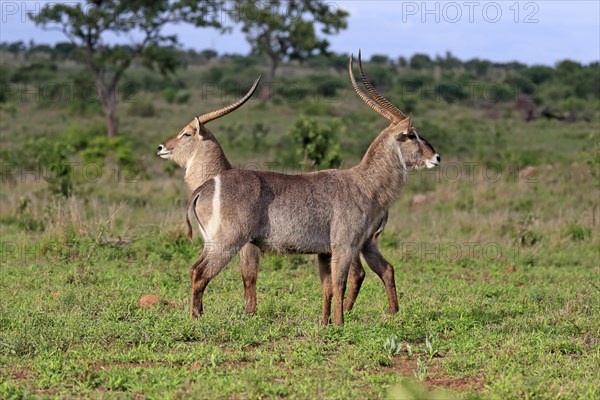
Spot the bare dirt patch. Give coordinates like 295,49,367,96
382,356,485,393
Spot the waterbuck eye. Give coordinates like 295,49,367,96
183,131,191,137
407,132,417,140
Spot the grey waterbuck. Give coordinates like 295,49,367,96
185,53,440,325
157,68,401,316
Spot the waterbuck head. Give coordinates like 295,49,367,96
156,76,261,169
350,52,440,171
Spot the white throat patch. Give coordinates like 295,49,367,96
396,141,408,174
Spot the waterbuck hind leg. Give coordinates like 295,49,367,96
190,256,207,319
331,249,354,326
361,239,399,314
343,256,366,312
239,243,261,315
190,244,238,319
317,254,333,325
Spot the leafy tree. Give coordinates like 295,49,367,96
409,53,434,70
504,74,536,96
370,54,390,65
436,51,462,70
464,58,491,77
234,0,348,100
53,42,78,61
30,0,225,138
199,49,219,61
6,41,26,55
26,44,54,60
290,117,341,169
556,60,583,79
523,65,555,85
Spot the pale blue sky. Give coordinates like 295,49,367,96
1,1,598,65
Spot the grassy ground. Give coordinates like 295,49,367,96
1,69,599,398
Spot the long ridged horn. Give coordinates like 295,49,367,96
358,50,407,120
349,54,398,123
197,75,261,124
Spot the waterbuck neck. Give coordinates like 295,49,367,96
352,133,408,209
184,139,232,191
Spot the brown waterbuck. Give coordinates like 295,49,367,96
157,77,263,313
156,65,402,316
184,53,440,326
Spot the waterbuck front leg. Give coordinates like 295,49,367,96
360,239,399,314
330,249,354,326
343,257,366,312
190,243,237,319
317,254,333,325
239,243,261,314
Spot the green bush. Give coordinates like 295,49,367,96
564,223,592,242
161,87,190,105
504,74,536,95
482,83,516,103
0,102,17,117
127,100,155,117
20,136,74,197
307,74,346,98
434,81,468,102
122,70,183,93
66,100,102,116
0,196,45,232
11,61,58,83
161,87,177,103
60,122,105,151
288,117,342,169
0,66,8,103
299,101,334,116
523,65,555,84
175,91,191,104
79,135,143,180
202,66,223,83
586,133,599,178
396,71,434,93
359,64,394,91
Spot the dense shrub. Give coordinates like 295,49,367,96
287,117,342,169
523,65,556,84
161,87,177,103
128,100,156,117
10,61,58,83
308,74,346,98
564,223,592,242
396,70,434,91
434,81,468,102
19,136,74,197
504,75,536,96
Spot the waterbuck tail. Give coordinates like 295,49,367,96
186,191,202,241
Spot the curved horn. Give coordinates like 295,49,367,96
349,54,398,123
197,75,261,124
358,50,407,119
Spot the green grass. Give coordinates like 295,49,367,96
0,228,598,399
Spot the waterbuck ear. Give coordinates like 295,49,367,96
194,117,212,138
194,117,202,135
394,113,413,139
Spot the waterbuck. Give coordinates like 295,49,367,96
157,77,263,313
157,65,401,316
185,53,440,325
